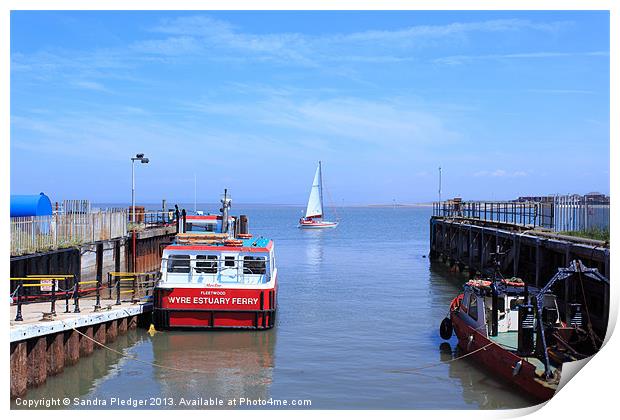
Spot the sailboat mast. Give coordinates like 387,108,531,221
318,161,324,217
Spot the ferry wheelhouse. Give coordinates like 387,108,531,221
439,260,608,402
153,191,277,330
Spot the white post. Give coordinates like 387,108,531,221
131,159,136,224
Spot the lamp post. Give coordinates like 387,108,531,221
131,153,149,223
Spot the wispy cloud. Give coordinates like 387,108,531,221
181,94,462,151
10,15,584,86
473,169,529,177
139,16,574,66
433,50,608,66
72,80,111,92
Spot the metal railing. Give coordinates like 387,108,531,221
10,272,157,321
433,196,610,232
161,257,269,285
11,210,127,256
126,210,177,230
432,200,553,228
552,195,610,232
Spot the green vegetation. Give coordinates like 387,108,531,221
560,227,610,242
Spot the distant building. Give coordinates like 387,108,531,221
515,196,554,203
584,192,610,204
516,193,609,204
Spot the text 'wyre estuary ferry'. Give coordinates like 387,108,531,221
153,190,277,330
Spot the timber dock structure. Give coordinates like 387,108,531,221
9,205,185,399
429,199,610,337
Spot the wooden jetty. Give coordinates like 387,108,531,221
429,200,610,337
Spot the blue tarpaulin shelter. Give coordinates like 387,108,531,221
10,193,53,217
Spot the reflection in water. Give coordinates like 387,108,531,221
150,330,276,403
11,330,145,409
439,338,540,409
301,229,324,269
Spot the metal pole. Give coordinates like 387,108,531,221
116,277,121,305
15,281,23,322
131,159,135,224
94,276,101,311
132,275,137,303
51,279,56,316
73,278,80,313
438,166,442,204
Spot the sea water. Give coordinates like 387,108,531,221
13,206,536,409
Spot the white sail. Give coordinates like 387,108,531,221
305,162,323,218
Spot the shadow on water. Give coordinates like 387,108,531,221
438,342,540,409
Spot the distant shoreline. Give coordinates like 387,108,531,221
94,202,435,209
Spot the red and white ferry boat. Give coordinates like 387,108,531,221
153,191,277,330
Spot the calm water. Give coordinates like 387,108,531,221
14,206,537,409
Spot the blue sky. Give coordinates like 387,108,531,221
10,11,609,205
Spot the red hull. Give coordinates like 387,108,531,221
154,286,277,330
450,296,556,402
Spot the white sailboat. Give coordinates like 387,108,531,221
298,161,338,229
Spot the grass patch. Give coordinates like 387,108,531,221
560,227,610,242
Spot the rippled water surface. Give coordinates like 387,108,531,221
14,206,537,409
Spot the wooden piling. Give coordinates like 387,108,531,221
46,333,65,375
26,337,47,388
106,320,118,342
128,315,138,330
10,342,27,398
79,326,94,357
118,317,128,334
94,323,106,346
64,329,80,366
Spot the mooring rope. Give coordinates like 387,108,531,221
387,342,494,375
71,327,215,375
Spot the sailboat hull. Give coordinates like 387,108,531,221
298,220,338,229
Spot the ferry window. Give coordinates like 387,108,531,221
196,255,217,274
167,255,190,273
186,223,215,233
510,298,524,311
224,256,236,267
497,297,506,313
468,294,478,321
243,256,266,274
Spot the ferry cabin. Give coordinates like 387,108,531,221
459,282,560,341
184,214,228,233
154,237,277,329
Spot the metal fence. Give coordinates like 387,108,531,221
10,210,127,256
552,195,610,232
432,200,553,228
432,196,610,232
